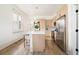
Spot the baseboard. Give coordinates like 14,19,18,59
0,37,24,54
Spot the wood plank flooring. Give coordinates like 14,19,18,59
0,39,27,55
44,40,65,55
0,39,65,55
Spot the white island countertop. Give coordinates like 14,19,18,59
25,31,45,34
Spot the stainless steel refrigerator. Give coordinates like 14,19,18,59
55,15,66,52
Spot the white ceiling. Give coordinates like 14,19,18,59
17,4,64,16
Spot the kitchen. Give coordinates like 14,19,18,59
0,4,78,55
24,4,67,54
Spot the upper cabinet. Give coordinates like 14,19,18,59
39,19,46,31
52,5,68,27
58,5,68,17
45,20,52,30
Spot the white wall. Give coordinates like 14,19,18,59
67,4,77,55
0,5,30,50
22,15,31,33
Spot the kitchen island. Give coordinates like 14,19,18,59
24,31,45,53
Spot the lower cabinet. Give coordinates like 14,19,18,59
32,34,45,52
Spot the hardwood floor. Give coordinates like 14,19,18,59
0,39,27,55
44,40,65,55
0,39,65,55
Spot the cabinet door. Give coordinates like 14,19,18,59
40,19,45,31
32,34,45,52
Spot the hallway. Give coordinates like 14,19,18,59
0,39,65,55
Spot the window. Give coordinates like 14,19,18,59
12,12,23,33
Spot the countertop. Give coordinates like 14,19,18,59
25,31,45,34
